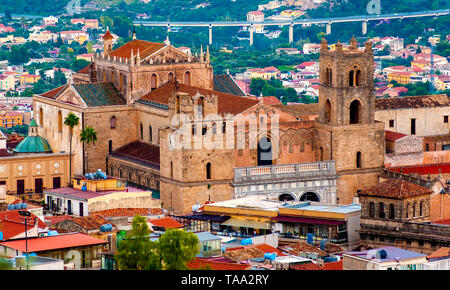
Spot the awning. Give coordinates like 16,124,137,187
221,218,271,230
272,216,345,226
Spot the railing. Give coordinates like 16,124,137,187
234,161,336,184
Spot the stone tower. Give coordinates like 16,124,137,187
315,38,385,204
102,28,114,56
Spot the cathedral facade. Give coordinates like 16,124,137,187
34,31,385,214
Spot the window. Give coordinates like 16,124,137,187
412,202,416,217
324,99,331,124
406,203,409,218
175,96,180,114
379,202,385,219
356,151,362,168
58,111,62,132
184,71,191,85
445,116,448,123
39,108,43,126
168,72,174,82
369,202,375,217
206,162,211,180
349,100,361,124
192,124,197,135
170,161,173,178
426,143,429,151
389,120,394,128
197,97,205,118
110,116,116,129
222,121,226,134
149,126,153,143
109,140,112,153
389,204,395,219
420,201,423,216
151,74,157,89
349,70,354,86
411,119,416,135
140,123,143,139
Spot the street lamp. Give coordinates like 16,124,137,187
18,210,36,270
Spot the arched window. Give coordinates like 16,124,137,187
413,202,416,217
349,100,361,124
355,70,361,86
110,116,116,129
349,70,354,86
168,72,174,82
325,67,332,85
319,147,324,161
324,99,331,124
170,161,173,179
420,201,423,216
356,151,362,168
389,204,395,219
140,123,143,139
369,202,375,217
406,203,409,218
109,140,112,153
197,97,205,118
379,202,385,219
206,162,211,180
58,111,62,132
149,126,152,143
184,71,191,85
151,74,157,89
39,107,43,126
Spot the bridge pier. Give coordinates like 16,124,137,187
289,24,294,43
362,21,367,35
326,22,331,35
209,25,213,45
167,24,171,33
249,26,254,46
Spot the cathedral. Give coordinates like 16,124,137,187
33,31,385,214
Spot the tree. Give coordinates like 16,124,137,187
64,112,79,186
115,215,161,270
80,126,97,174
158,229,199,270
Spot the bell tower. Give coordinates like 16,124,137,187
315,38,385,205
102,28,114,56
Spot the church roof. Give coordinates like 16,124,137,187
109,140,160,170
40,84,69,99
375,94,450,110
72,83,126,107
109,39,165,59
138,81,259,115
358,179,432,199
213,74,245,96
77,63,91,74
102,30,113,40
13,136,52,153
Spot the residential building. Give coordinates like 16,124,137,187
423,247,450,270
247,11,265,22
43,16,58,26
0,112,23,128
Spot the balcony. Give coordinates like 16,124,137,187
233,161,337,185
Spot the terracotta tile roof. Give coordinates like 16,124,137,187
262,96,282,105
290,262,323,270
0,210,47,241
90,208,163,218
358,179,432,199
323,259,343,270
71,215,111,230
109,39,165,59
102,30,114,40
77,63,91,74
427,247,450,260
109,141,160,169
213,74,245,96
272,103,319,117
187,257,251,270
148,217,183,229
40,84,69,99
72,82,126,107
138,81,259,115
0,233,107,252
279,242,327,256
375,94,450,110
385,130,406,142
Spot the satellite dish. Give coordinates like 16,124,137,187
65,250,82,269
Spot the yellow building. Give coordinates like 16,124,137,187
0,112,23,128
388,72,414,85
20,74,41,86
0,74,15,91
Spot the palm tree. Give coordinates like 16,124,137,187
64,112,79,186
80,126,98,174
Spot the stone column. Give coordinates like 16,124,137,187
289,23,294,43
209,25,213,45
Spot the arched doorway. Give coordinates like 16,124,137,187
279,193,296,202
257,136,272,166
349,100,361,124
300,192,320,202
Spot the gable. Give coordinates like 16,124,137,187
140,45,192,64
54,85,87,107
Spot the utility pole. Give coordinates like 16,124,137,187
18,210,34,270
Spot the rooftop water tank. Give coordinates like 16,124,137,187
47,230,58,236
377,249,388,259
240,238,253,246
7,205,14,211
0,231,3,241
264,252,277,261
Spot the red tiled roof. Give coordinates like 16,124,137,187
77,63,91,74
109,141,160,169
262,96,282,105
149,217,183,229
427,247,450,260
358,179,432,199
91,208,163,218
138,81,259,115
376,95,450,110
71,215,111,230
279,242,326,256
0,233,107,252
109,39,164,59
385,130,406,142
0,210,47,241
40,84,68,99
323,259,343,270
187,257,251,270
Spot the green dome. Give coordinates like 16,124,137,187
14,136,52,153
